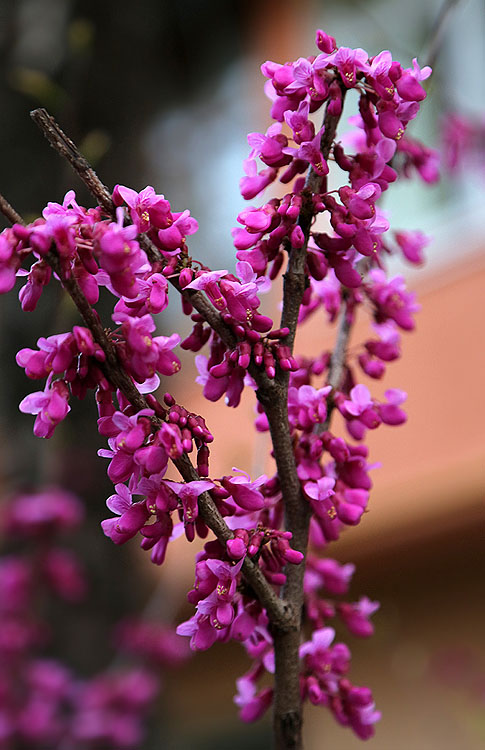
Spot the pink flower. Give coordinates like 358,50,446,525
395,229,430,264
284,129,328,176
315,30,337,54
42,189,84,221
378,388,407,425
395,58,431,102
115,313,181,381
112,185,171,232
42,548,87,602
247,123,291,168
98,439,139,484
221,469,267,512
19,378,70,438
335,445,375,491
97,208,148,298
185,269,228,309
139,513,175,565
16,331,85,380
365,321,401,362
305,557,355,596
177,557,244,650
110,409,153,453
0,558,31,614
300,627,353,695
157,209,198,253
367,269,420,330
300,626,336,659
153,333,181,376
331,679,381,739
304,478,340,538
299,269,340,324
315,46,369,88
368,50,393,80
338,596,380,638
234,675,273,722
195,354,229,402
101,483,150,545
18,259,52,311
240,158,277,200
288,384,332,431
342,384,379,424
115,272,169,317
236,204,276,234
378,110,405,141
163,479,214,524
284,100,314,144
1,488,83,538
0,229,22,293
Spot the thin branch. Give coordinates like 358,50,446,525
57,256,291,630
62,269,290,631
30,109,114,215
268,87,347,750
424,0,462,70
0,194,26,226
314,294,354,437
280,80,347,351
30,110,284,398
26,104,350,749
327,297,352,391
30,108,240,351
30,110,287,404
273,84,347,555
0,195,293,633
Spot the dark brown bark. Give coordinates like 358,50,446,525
263,85,347,750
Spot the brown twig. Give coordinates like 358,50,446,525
424,0,462,70
30,110,286,396
0,195,292,633
28,104,350,749
314,293,354,437
54,253,290,631
0,194,26,226
30,108,241,349
267,86,347,750
30,109,114,215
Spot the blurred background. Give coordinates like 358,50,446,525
0,0,484,748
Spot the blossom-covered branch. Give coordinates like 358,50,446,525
0,25,439,750
0,196,293,634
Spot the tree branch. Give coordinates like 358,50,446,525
0,194,26,226
30,108,114,215
27,103,351,749
267,87,347,750
0,195,293,634
424,0,462,70
30,108,241,349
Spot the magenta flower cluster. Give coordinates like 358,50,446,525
0,488,175,749
0,27,438,743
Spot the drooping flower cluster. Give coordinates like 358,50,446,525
0,26,437,743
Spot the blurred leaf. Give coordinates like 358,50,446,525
79,129,111,165
68,18,96,55
8,67,68,111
